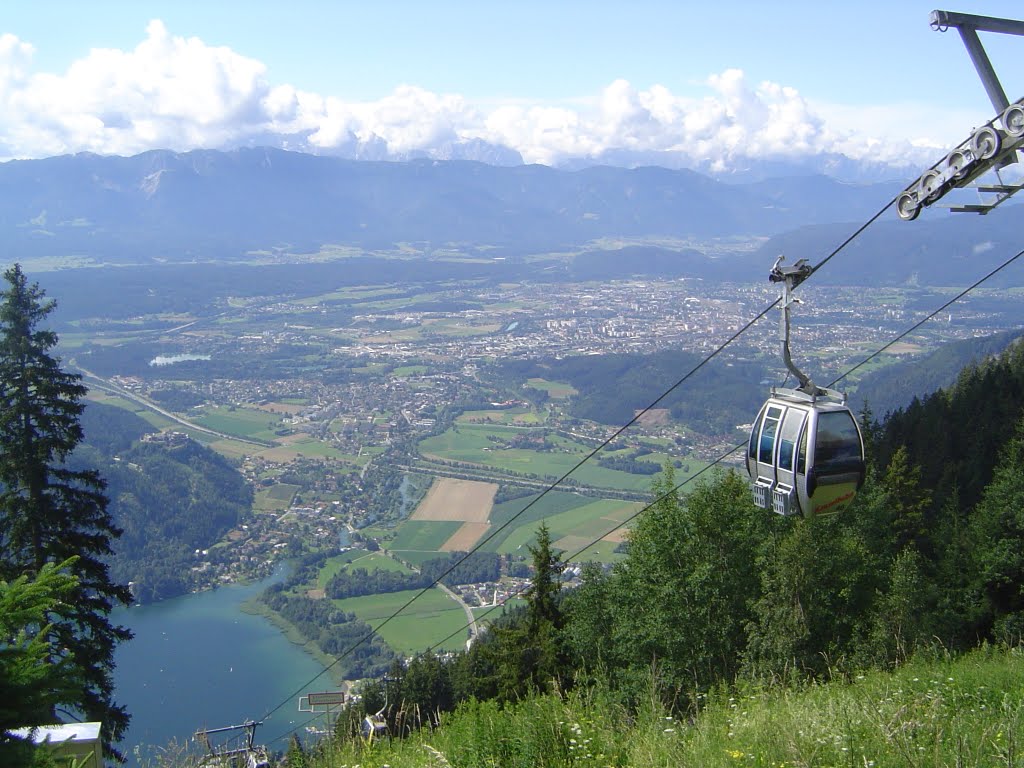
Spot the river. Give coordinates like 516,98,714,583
112,566,329,765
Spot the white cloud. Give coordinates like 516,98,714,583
0,20,948,173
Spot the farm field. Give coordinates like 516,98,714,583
407,478,497,552
488,497,640,559
84,392,178,431
389,521,462,552
316,551,414,589
257,437,347,462
524,378,578,398
191,405,282,441
317,550,373,588
379,490,634,563
333,588,468,654
456,408,544,425
412,478,497,522
441,522,490,551
419,423,668,492
253,482,301,511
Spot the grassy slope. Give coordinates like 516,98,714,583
307,645,1023,767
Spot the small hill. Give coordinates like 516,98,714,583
75,402,252,603
853,328,1024,417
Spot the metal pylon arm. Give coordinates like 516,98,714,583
895,10,1024,221
929,10,1024,115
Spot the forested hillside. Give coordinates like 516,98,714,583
497,350,767,434
75,402,252,603
318,341,1024,766
853,327,1024,418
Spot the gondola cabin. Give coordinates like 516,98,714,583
746,391,865,517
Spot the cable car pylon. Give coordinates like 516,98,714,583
897,9,1024,220
746,257,866,517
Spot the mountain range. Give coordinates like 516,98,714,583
4,147,1023,290
1,147,903,262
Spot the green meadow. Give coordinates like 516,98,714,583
389,521,462,552
419,423,670,492
191,405,283,441
333,588,469,654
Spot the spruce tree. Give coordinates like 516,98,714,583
0,264,132,755
0,560,85,768
523,522,565,693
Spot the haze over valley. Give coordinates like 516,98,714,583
5,4,1024,766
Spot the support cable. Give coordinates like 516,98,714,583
254,191,899,733
418,240,1024,658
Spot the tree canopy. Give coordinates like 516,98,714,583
0,264,131,759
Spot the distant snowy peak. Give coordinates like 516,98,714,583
219,134,918,183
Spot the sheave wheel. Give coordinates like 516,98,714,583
918,170,943,203
897,191,920,221
971,126,1001,161
945,148,971,180
1003,104,1024,138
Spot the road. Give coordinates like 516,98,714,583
390,462,650,502
383,548,479,650
74,365,271,448
437,582,480,650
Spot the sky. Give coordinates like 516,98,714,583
3,1,1024,170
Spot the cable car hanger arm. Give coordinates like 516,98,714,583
769,256,844,402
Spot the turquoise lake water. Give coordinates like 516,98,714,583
112,567,329,765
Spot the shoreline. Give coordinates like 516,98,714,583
239,595,346,686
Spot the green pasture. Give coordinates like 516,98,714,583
192,405,282,441
207,436,261,459
472,597,526,618
253,482,301,511
456,408,543,425
355,291,443,311
352,362,390,374
393,550,453,568
84,392,176,432
480,492,591,553
316,550,371,588
317,551,413,588
557,539,621,563
389,521,461,552
280,437,346,459
345,551,414,574
525,378,578,398
421,424,664,491
267,483,301,501
391,365,428,377
334,588,468,654
491,498,640,558
360,526,394,541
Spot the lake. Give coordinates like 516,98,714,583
148,353,211,366
112,566,330,765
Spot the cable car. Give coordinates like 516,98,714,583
747,392,865,516
746,258,865,516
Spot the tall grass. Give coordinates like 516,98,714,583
299,645,1023,767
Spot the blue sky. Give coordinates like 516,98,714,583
3,1,1024,167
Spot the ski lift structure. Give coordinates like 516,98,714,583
193,721,269,768
298,690,347,754
746,257,866,517
361,701,389,743
897,10,1024,220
